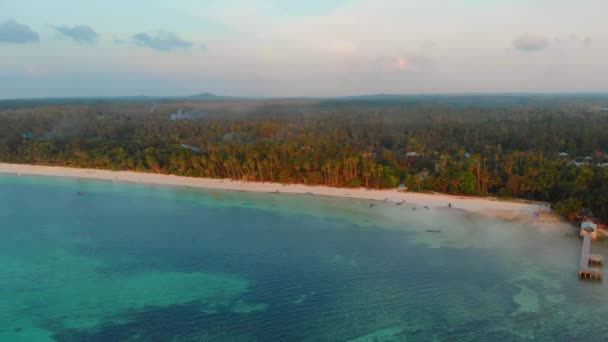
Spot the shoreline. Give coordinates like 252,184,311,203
0,163,553,223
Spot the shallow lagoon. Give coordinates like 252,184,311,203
1,175,608,341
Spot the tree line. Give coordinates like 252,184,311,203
1,96,608,221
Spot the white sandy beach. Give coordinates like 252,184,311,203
0,163,552,223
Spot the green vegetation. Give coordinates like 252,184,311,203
2,95,608,221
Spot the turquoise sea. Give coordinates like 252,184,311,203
1,174,608,341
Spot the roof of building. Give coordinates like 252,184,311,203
582,221,598,231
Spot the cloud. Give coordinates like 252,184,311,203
554,34,592,47
128,31,193,51
53,25,99,44
0,20,39,44
377,55,434,73
380,56,409,71
512,34,549,52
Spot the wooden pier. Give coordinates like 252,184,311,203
578,232,604,280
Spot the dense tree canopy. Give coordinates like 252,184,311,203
2,95,608,221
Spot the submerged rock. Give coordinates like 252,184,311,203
512,285,540,315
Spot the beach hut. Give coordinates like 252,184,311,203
581,221,598,239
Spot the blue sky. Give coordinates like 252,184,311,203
1,0,606,98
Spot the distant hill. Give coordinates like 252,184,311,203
184,93,232,100
0,93,241,109
321,93,608,109
2,92,607,110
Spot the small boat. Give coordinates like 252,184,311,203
426,229,442,233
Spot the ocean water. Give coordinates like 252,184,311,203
1,175,608,341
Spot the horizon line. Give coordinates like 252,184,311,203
2,91,608,102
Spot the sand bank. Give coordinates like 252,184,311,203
0,163,552,223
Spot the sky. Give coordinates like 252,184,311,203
0,0,606,98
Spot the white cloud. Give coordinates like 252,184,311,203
376,55,434,73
